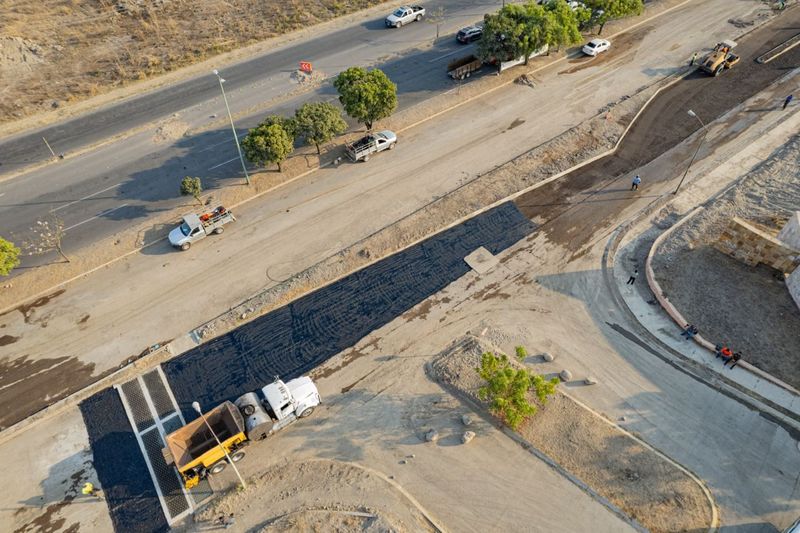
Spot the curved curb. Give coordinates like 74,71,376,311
644,209,800,396
561,391,720,532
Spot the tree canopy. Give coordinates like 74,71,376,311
583,0,644,34
0,237,20,276
179,176,203,205
333,67,397,130
295,102,348,154
242,121,294,171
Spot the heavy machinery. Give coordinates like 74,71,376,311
699,40,740,76
163,376,321,488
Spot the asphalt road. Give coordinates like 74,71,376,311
0,0,504,264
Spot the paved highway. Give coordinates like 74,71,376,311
0,0,504,264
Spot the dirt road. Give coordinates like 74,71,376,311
515,13,800,252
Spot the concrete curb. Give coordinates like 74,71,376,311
424,355,648,533
561,391,720,533
645,207,800,396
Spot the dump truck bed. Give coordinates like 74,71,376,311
165,401,245,471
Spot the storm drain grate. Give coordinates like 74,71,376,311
115,366,212,525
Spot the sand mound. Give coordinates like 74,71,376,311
0,37,45,78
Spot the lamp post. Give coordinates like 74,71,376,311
212,69,251,186
673,109,708,195
191,401,247,489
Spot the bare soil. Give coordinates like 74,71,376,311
430,335,714,533
0,0,386,123
652,134,800,389
192,458,432,532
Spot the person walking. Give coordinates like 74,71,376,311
81,482,103,500
690,52,698,66
631,175,641,191
626,269,638,285
680,324,698,340
783,94,793,110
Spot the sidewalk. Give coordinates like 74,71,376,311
612,81,800,423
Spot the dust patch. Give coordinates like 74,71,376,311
0,37,46,77
152,117,189,143
430,335,714,533
194,459,432,532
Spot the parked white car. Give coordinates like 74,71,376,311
582,38,610,56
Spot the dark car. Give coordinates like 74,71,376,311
456,25,483,44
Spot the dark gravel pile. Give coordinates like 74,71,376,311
82,202,533,531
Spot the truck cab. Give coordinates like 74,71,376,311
235,377,322,440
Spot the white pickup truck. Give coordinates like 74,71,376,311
168,206,235,251
385,5,425,28
346,130,397,162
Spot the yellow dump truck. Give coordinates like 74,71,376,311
163,376,322,489
163,401,247,489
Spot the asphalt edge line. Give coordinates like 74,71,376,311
560,390,720,532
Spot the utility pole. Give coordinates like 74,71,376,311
213,70,251,186
674,109,708,195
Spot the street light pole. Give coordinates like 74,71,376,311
192,401,247,489
674,109,708,195
213,69,251,186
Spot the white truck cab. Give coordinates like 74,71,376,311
235,376,322,440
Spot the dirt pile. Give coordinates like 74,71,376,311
0,36,45,77
652,133,800,388
430,335,715,533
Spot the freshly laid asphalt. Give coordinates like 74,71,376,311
80,202,534,532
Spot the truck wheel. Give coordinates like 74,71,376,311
241,404,255,416
230,451,246,463
416,14,422,21
395,21,401,28
389,142,396,150
465,72,470,78
299,406,315,418
363,155,370,162
209,461,227,475
213,227,224,235
180,242,191,251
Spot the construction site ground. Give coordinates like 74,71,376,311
651,138,800,389
3,2,800,533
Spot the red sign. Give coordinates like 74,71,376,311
299,61,313,73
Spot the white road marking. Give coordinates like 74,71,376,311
53,182,122,212
0,192,5,198
208,157,239,170
64,204,130,232
196,132,247,153
429,49,462,63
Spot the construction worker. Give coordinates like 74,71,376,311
690,52,698,66
631,175,642,191
82,482,103,499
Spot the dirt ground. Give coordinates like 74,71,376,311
192,459,431,532
652,133,800,389
0,0,386,123
430,335,714,533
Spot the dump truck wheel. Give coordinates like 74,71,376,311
231,451,246,463
180,242,191,251
299,406,315,418
210,461,227,475
213,227,224,235
241,404,255,416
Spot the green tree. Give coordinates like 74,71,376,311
256,114,298,141
294,102,347,155
333,67,397,131
476,350,559,429
179,176,203,205
542,0,583,52
477,9,525,63
242,122,294,172
0,237,21,276
584,0,644,35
